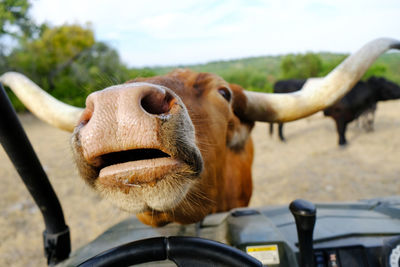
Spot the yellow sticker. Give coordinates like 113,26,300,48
246,244,280,265
247,246,277,252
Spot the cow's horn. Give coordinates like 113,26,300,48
243,38,400,122
0,72,83,132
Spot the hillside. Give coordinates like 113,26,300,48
149,51,400,92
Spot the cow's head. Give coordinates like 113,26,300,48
70,70,255,225
1,38,399,226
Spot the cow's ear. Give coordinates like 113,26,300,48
229,84,249,122
226,84,254,151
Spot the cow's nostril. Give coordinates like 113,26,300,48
79,106,93,126
141,89,174,115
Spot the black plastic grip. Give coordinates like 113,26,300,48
0,83,70,265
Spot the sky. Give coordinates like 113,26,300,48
30,0,400,68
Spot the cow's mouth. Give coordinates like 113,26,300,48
96,149,182,187
100,149,171,168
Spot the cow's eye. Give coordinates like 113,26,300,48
218,88,231,102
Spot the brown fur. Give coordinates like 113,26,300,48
71,69,254,226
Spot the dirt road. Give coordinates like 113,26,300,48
1,100,399,266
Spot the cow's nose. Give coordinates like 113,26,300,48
77,83,181,162
140,88,175,115
78,84,178,127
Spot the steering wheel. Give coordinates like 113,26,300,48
78,236,262,266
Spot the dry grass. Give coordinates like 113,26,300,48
1,100,399,266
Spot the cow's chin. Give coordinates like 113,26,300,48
91,161,198,213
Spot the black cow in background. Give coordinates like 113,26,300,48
324,76,400,145
269,79,306,141
270,77,400,145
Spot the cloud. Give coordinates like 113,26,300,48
30,0,400,67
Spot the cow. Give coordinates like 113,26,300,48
324,76,400,145
270,76,400,145
269,79,307,141
1,38,399,227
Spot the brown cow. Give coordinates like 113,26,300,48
72,71,255,226
1,38,399,227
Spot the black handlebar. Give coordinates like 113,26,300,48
0,83,70,266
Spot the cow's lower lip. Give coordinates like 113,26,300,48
97,158,182,187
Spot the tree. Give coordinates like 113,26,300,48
280,52,323,79
6,23,146,109
0,0,37,40
4,24,95,109
0,0,39,75
8,24,95,91
50,41,133,106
